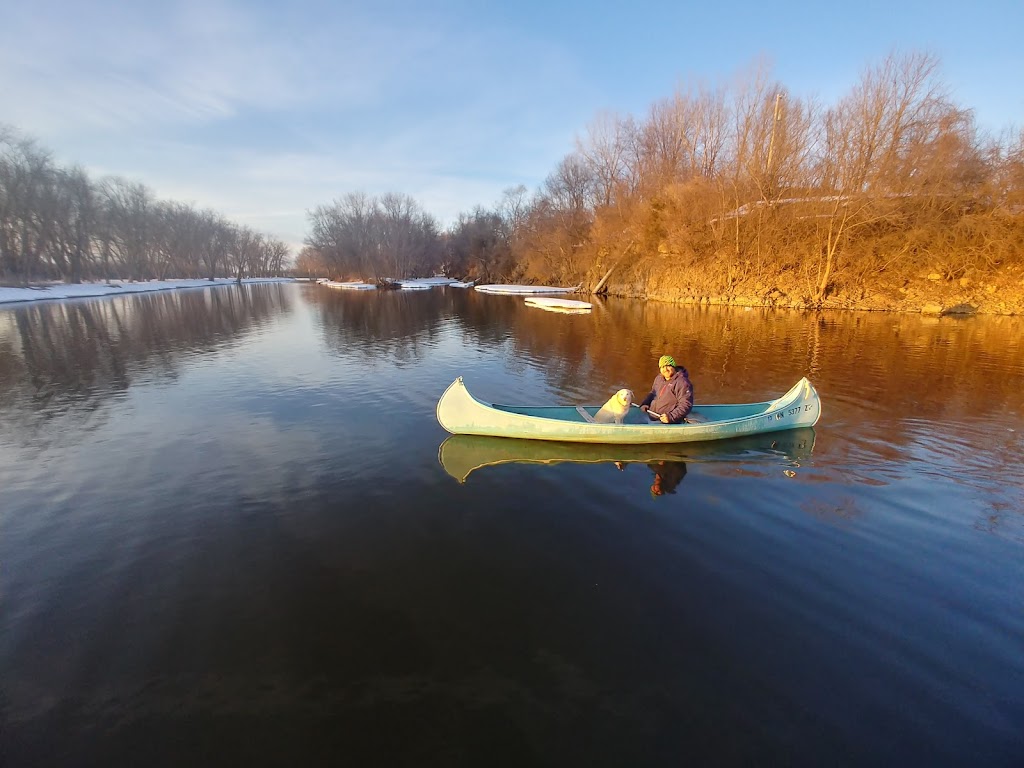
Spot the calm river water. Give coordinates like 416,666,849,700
1,283,1022,766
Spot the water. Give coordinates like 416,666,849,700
1,284,1022,766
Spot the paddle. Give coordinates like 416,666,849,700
633,403,663,419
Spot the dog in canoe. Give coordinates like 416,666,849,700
593,388,634,424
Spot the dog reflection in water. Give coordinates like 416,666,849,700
593,388,634,424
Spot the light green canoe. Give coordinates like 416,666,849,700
435,377,822,444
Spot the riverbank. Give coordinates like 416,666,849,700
598,263,1024,315
5,270,1022,316
0,278,294,306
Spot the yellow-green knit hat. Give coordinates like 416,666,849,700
658,355,675,369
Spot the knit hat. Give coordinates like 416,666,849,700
658,355,675,369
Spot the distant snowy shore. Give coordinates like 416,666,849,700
0,277,295,306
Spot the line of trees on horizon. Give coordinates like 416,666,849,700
301,51,1024,305
303,192,443,281
0,125,289,285
10,50,1021,305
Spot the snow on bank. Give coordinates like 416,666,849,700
0,278,294,306
524,297,592,314
321,280,376,290
474,284,581,295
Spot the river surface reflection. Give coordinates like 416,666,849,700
1,283,1022,766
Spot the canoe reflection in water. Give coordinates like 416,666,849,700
437,428,815,485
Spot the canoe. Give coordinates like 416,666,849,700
438,429,815,483
436,377,821,444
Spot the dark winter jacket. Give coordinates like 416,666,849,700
640,367,693,423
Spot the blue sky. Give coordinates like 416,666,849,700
2,0,1021,252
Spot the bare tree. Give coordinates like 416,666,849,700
1,125,287,284
995,127,1024,212
294,246,327,278
158,202,205,278
100,178,157,281
0,131,57,281
545,152,596,213
195,209,232,280
378,192,440,278
446,207,510,280
800,52,954,300
51,166,96,283
306,192,376,278
262,237,290,276
689,85,730,180
227,225,256,282
306,192,439,280
577,112,630,207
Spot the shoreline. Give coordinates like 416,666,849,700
4,275,1022,316
607,290,1023,316
0,278,294,306
592,263,1024,316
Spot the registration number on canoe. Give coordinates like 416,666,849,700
768,404,813,422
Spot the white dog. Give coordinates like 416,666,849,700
593,388,634,424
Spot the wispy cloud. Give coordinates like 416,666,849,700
1,0,398,131
7,0,1018,253
1,0,590,247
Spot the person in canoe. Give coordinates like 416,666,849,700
639,355,693,424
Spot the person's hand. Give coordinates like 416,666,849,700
659,413,669,423
640,404,649,412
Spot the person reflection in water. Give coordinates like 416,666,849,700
648,460,687,497
613,459,688,497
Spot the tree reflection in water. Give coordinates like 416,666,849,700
0,284,292,440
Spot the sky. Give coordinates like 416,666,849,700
2,0,1022,253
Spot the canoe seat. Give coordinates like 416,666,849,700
575,406,596,423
